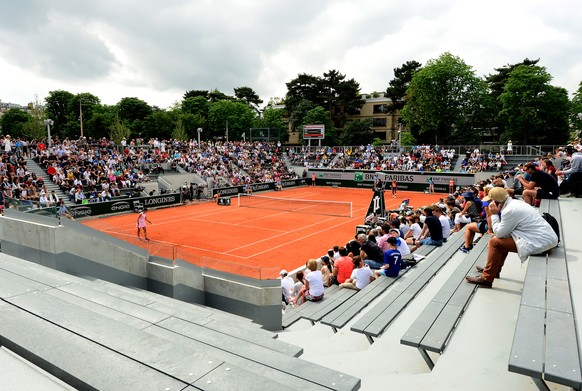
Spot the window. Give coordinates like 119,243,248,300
372,117,387,127
373,104,388,114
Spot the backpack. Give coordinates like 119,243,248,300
542,212,560,243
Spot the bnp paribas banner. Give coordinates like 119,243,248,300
309,169,475,193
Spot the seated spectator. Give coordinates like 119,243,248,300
332,246,353,285
433,205,451,241
291,270,305,300
557,145,582,198
290,259,324,306
466,187,558,287
518,162,559,206
404,215,422,247
413,205,444,250
280,270,295,306
388,228,411,257
453,191,480,231
320,256,333,287
339,256,375,291
358,233,385,269
375,237,402,278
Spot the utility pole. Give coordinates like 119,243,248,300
79,100,84,139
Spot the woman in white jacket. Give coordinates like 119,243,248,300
466,187,558,288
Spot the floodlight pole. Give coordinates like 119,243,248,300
398,122,402,153
44,119,54,147
197,128,202,145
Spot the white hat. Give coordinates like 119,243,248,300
280,270,288,276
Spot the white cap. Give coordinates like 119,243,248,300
280,270,288,276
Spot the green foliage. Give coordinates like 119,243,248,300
109,115,131,144
208,89,233,102
401,52,488,145
23,104,47,140
208,100,254,140
143,110,176,140
0,108,31,138
117,97,152,123
285,70,363,131
234,86,263,113
400,131,416,146
570,81,582,140
499,65,569,145
182,96,210,117
289,99,317,132
44,90,74,133
184,90,209,100
338,119,374,145
385,60,422,112
371,137,383,147
253,107,286,130
172,117,189,141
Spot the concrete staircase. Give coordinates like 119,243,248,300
25,158,75,206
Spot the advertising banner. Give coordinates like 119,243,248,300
212,178,307,197
308,169,475,193
69,193,181,219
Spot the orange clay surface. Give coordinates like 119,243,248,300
81,186,444,279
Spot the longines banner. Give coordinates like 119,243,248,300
212,178,308,197
69,193,181,218
308,169,475,193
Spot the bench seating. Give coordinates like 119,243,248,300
282,244,439,330
0,255,361,391
400,234,490,369
348,229,467,343
508,199,582,390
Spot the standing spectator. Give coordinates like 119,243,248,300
507,140,513,155
466,187,558,287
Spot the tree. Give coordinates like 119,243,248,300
385,60,422,112
253,107,286,130
571,81,582,140
44,90,75,133
183,90,209,100
23,103,47,140
208,100,254,140
338,119,374,146
500,65,570,145
172,117,189,141
143,110,176,140
234,86,263,114
117,97,152,124
288,99,317,132
285,70,364,130
86,105,116,140
65,93,101,139
208,89,233,102
0,109,31,138
400,52,489,145
182,96,210,118
109,114,131,144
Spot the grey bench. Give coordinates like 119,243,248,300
2,271,361,390
508,199,582,391
400,234,491,369
347,229,466,343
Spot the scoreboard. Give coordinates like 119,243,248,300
303,124,325,140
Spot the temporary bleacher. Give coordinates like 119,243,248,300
0,253,361,391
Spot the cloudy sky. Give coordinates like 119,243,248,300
1,0,581,109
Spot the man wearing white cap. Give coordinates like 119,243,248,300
466,187,558,288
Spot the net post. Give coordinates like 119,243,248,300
350,202,353,218
237,193,241,206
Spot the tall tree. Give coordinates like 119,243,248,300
234,86,263,114
571,81,582,140
44,90,74,134
208,89,233,103
183,90,209,100
288,99,317,133
117,97,152,124
208,100,254,141
385,60,422,112
338,119,374,146
400,52,489,145
0,108,31,138
499,65,569,145
182,96,210,118
66,93,100,139
284,73,322,116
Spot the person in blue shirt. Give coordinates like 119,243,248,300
375,237,402,278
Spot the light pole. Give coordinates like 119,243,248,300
79,100,84,139
44,119,54,147
397,122,402,152
197,128,202,145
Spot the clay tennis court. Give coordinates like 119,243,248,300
81,186,443,279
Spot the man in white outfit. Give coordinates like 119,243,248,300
466,187,558,288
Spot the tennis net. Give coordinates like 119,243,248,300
237,193,352,218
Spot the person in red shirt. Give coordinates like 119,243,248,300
332,246,354,284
